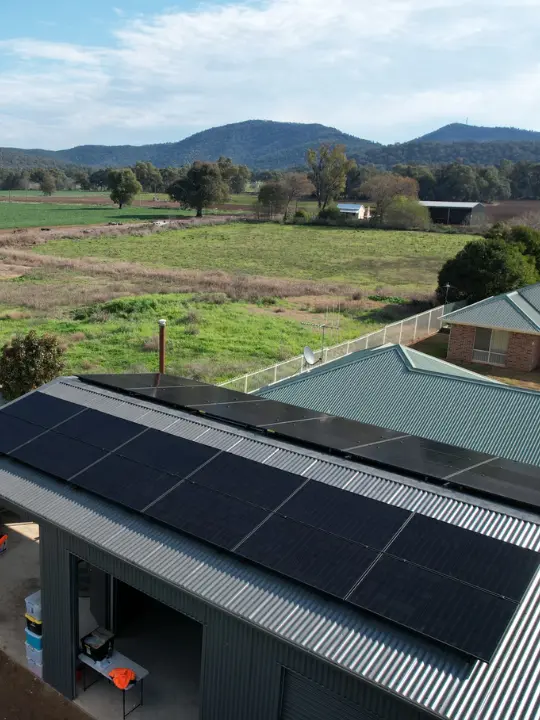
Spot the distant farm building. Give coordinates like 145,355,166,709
337,203,371,219
419,201,486,225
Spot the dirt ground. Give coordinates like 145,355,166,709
0,649,92,720
486,200,540,223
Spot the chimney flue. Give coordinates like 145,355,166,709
158,319,167,374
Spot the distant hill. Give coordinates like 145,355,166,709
2,120,540,170
413,123,540,143
1,121,378,171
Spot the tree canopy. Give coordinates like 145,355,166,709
437,238,538,303
108,168,142,208
360,174,419,223
168,161,229,217
306,144,356,210
0,331,65,401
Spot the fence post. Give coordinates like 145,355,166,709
427,310,431,334
413,315,418,342
274,365,278,383
244,375,248,393
382,327,387,345
398,322,403,344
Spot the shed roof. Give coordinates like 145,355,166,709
337,203,364,211
444,283,540,334
1,377,540,720
257,344,540,466
419,201,484,209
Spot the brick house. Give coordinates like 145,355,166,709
444,283,540,371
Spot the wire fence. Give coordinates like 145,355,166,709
220,302,463,394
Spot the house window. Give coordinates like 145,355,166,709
473,328,509,365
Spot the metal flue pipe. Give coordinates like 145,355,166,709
158,319,167,374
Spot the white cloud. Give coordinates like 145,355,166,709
0,0,539,148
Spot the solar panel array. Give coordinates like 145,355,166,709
1,386,539,663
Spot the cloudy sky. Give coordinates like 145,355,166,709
1,0,539,149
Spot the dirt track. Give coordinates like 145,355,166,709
0,195,255,212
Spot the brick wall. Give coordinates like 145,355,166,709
447,325,476,363
506,332,540,372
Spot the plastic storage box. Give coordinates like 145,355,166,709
27,659,43,679
25,614,42,636
81,628,115,662
25,628,43,651
25,643,43,666
25,591,41,622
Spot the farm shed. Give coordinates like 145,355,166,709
419,201,486,225
337,203,370,219
1,374,540,720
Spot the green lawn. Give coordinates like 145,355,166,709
0,291,386,381
0,202,192,229
35,223,474,291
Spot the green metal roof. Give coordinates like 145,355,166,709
444,282,540,333
257,344,540,466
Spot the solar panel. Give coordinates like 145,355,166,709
136,384,258,407
0,414,46,454
348,555,518,662
55,410,143,451
450,458,540,511
280,481,411,550
189,452,305,510
348,436,494,481
145,481,268,550
81,373,206,390
73,454,179,511
388,514,540,601
2,392,82,428
202,400,325,428
268,415,405,451
237,514,379,598
118,429,219,477
9,431,106,481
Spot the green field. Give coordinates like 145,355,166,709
0,202,192,229
35,223,472,291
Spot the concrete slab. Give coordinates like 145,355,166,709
0,512,40,667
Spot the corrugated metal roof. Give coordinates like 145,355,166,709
419,202,483,209
1,378,540,720
337,203,364,211
257,344,540,466
444,283,540,333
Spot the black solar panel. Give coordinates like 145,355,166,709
0,414,45,454
55,410,143,451
81,373,206,390
237,514,379,598
202,400,324,428
118,429,219,477
136,385,258,407
388,514,540,601
145,481,268,550
348,436,494,481
9,431,105,481
73,454,179,511
280,481,411,550
189,452,305,510
269,415,404,451
451,458,540,511
348,555,518,661
2,392,82,428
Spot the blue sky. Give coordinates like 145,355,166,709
1,0,539,149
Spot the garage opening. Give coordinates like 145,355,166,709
76,561,202,720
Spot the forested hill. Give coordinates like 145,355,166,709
2,120,540,170
0,121,378,170
413,123,540,143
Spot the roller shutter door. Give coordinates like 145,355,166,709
281,671,387,720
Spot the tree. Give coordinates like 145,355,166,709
108,169,142,209
281,173,315,218
1,170,29,191
437,238,538,304
40,172,56,196
384,197,431,229
0,331,65,401
477,166,511,203
134,161,163,193
160,166,185,189
435,163,479,201
257,181,288,218
498,225,540,274
73,170,91,191
230,165,251,194
360,174,419,223
306,144,355,210
167,161,228,217
89,169,110,191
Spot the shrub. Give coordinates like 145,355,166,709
383,197,431,230
318,205,342,221
293,209,310,223
0,330,65,400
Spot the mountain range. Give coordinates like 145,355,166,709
1,120,540,171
